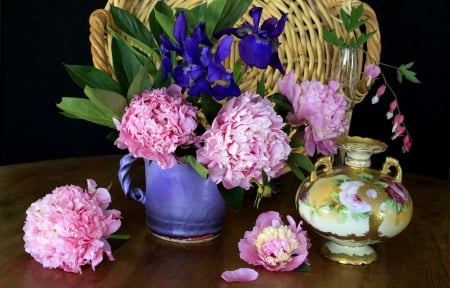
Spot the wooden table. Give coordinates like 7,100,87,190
0,155,448,288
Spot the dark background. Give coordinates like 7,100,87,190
1,0,449,179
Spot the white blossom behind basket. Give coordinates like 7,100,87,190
88,0,381,101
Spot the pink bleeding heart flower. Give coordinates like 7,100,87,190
364,63,381,87
371,84,386,104
221,268,259,282
402,135,412,153
386,100,398,119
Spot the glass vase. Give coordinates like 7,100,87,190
330,47,361,166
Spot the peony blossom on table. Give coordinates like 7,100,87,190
23,179,122,273
238,211,311,272
196,91,291,190
278,71,348,157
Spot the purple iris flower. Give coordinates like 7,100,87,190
160,11,240,100
214,6,287,74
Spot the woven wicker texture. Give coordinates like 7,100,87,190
89,0,381,100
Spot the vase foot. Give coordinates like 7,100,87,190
150,230,221,244
320,241,377,265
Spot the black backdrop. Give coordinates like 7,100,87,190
1,0,449,179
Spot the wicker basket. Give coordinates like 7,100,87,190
89,0,380,101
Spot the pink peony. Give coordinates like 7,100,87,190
196,91,291,190
278,71,348,156
23,179,122,273
238,211,311,272
114,84,199,169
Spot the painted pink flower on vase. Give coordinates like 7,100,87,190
114,84,199,169
238,211,311,272
338,181,372,213
277,71,348,156
381,177,409,205
23,179,122,273
196,91,291,190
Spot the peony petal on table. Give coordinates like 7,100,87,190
221,268,259,282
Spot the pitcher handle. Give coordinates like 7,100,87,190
118,154,146,204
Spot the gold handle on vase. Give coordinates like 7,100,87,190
380,156,403,183
310,156,334,182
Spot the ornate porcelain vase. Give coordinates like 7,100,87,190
296,136,413,265
118,154,226,243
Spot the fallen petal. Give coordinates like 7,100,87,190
221,268,259,282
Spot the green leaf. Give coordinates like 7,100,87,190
326,4,374,48
179,4,207,34
108,27,160,65
182,155,209,178
256,74,266,96
294,263,312,272
64,64,123,95
398,62,421,84
149,1,174,46
201,95,222,125
347,4,364,32
289,165,306,181
267,92,293,117
232,60,242,83
110,6,158,50
154,10,176,43
111,37,144,91
56,97,116,128
127,60,153,101
353,30,376,48
290,137,305,148
288,152,315,172
84,86,127,119
214,0,252,34
204,0,227,37
323,28,346,47
218,184,244,211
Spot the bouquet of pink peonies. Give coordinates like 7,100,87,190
57,0,349,209
23,179,122,273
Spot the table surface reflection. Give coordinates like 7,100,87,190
0,154,448,288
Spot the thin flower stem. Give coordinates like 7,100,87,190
109,234,131,240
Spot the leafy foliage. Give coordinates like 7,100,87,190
323,4,376,49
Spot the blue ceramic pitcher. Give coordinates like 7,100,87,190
118,154,226,243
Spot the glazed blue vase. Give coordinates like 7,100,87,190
118,154,226,243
